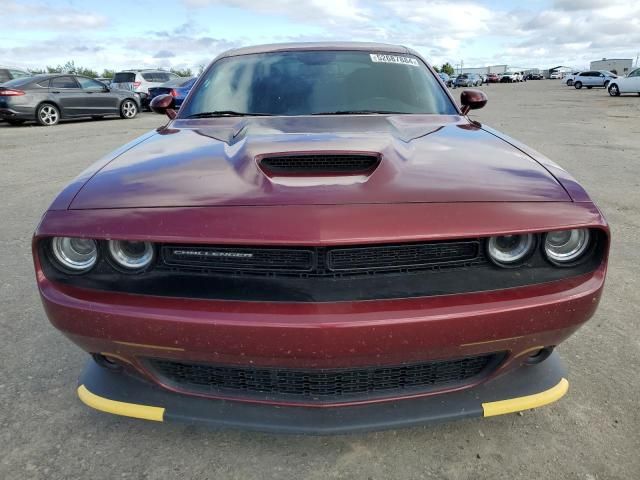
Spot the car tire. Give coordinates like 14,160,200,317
120,99,138,119
7,119,25,126
608,84,620,96
567,80,573,86
574,81,582,89
36,103,60,126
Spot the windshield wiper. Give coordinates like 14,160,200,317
186,111,272,118
311,110,409,115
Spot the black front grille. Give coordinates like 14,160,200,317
327,241,478,271
163,246,315,272
259,154,379,175
146,354,501,402
161,240,482,277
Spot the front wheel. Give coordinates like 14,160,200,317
120,99,138,119
608,84,620,96
574,81,582,89
36,103,60,126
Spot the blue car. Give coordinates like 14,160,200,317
148,76,197,109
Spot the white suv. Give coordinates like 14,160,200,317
111,70,181,109
500,71,522,83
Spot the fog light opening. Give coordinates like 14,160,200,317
92,353,124,371
525,346,554,365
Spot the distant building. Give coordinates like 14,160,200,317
458,65,522,75
590,58,633,75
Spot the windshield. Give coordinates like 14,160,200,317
180,51,456,117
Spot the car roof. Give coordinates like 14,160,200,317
218,41,411,59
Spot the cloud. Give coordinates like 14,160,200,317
182,0,369,23
153,50,176,58
3,0,108,30
2,0,639,72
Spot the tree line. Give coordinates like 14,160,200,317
27,60,200,78
432,63,455,76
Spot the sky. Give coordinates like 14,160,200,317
1,0,639,73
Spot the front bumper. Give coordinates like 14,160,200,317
78,352,568,434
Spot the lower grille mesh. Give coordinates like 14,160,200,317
147,354,500,401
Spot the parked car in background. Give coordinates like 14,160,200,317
487,73,500,83
110,69,180,109
564,72,581,86
0,74,140,126
526,73,544,80
148,76,197,108
550,71,563,79
607,68,640,96
437,72,454,87
573,71,617,89
455,73,482,87
0,66,30,84
500,71,522,83
479,74,488,83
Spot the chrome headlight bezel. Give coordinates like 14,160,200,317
107,240,155,272
543,229,591,266
486,234,536,267
50,236,98,273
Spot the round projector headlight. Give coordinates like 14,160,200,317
108,240,154,270
487,234,535,266
544,229,590,264
51,237,98,272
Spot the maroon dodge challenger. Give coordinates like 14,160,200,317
33,42,608,433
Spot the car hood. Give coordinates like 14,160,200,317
70,115,570,209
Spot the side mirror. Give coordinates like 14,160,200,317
460,89,487,115
102,85,110,92
150,94,177,119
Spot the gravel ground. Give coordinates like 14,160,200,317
1,80,638,479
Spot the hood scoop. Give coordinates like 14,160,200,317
258,152,381,177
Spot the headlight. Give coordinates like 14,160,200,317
544,229,590,264
51,237,98,272
487,234,535,266
108,240,154,271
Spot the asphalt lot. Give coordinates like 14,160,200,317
1,80,639,479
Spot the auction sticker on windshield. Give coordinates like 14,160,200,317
370,54,419,67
